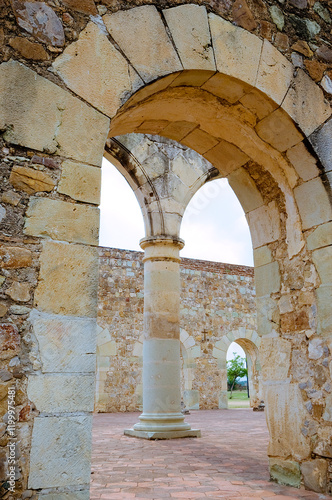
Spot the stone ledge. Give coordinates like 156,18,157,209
124,428,201,440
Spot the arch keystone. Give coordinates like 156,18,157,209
208,13,262,86
103,6,183,84
163,5,215,71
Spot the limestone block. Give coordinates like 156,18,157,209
97,341,116,356
256,40,293,105
309,117,332,172
133,341,143,357
294,178,332,230
202,73,251,104
104,6,182,84
306,222,332,250
239,88,278,120
0,61,109,167
58,161,101,205
9,165,55,194
163,5,215,70
170,70,214,88
28,415,92,489
208,13,262,86
313,427,332,458
53,22,141,118
30,310,96,372
25,197,99,246
247,201,281,249
204,140,249,176
308,338,324,360
187,345,201,359
264,383,311,460
312,246,332,284
34,241,99,317
219,391,228,409
162,121,197,142
286,142,319,181
171,155,204,188
255,262,280,298
183,389,199,410
260,338,291,380
301,459,328,493
282,69,331,136
181,129,218,155
228,167,264,213
269,458,301,488
323,394,332,421
255,108,303,152
316,285,332,336
212,347,225,359
6,281,30,302
27,374,95,412
253,246,272,268
0,245,32,268
38,491,89,500
256,296,280,337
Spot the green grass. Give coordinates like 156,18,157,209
227,390,250,408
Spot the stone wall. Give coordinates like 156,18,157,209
96,247,259,412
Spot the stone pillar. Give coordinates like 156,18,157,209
125,237,200,439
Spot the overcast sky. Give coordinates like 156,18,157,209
99,158,253,267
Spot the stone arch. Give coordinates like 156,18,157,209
1,2,331,496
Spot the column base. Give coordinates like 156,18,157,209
124,428,201,440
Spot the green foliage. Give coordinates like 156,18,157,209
227,353,247,398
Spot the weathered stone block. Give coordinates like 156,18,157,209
260,338,291,381
58,161,101,205
265,383,311,460
301,459,328,493
9,36,49,61
282,69,331,136
0,323,20,360
202,73,251,104
306,222,332,251
182,129,218,155
209,13,262,86
253,246,272,268
255,261,280,297
256,40,293,105
6,281,30,302
11,0,65,47
104,6,182,84
10,165,56,194
219,391,228,409
294,178,332,230
309,117,332,172
286,142,319,181
255,108,303,152
0,245,32,268
269,458,301,487
34,241,99,317
62,0,97,15
0,61,109,166
27,374,95,412
312,246,332,284
25,197,99,246
163,5,215,71
204,139,249,176
228,167,264,213
247,201,281,250
28,415,92,489
183,390,199,410
316,285,332,336
53,22,141,118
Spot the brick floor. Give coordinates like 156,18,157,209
91,409,328,500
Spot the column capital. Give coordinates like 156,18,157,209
140,236,185,263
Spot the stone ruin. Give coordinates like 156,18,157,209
0,0,332,497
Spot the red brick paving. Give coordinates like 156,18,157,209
91,409,328,499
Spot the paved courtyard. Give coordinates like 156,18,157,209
91,409,328,500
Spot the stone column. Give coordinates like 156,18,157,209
125,237,200,439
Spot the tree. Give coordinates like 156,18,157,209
227,353,248,398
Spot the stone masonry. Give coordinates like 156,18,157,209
0,0,331,496
96,247,258,413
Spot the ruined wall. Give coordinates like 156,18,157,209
96,247,258,412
